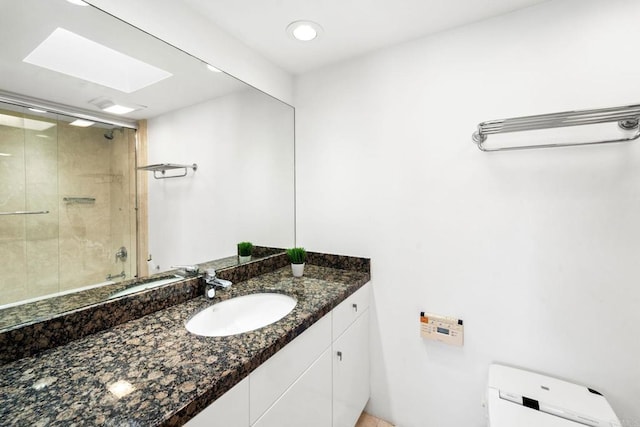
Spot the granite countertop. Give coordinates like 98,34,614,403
0,253,267,331
0,264,369,426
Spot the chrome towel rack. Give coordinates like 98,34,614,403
63,197,95,204
0,210,49,216
472,104,640,152
137,163,198,179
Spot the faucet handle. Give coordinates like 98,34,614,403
204,268,219,284
204,269,232,288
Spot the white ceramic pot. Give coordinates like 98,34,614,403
239,255,252,263
291,263,305,277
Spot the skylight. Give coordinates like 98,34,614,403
23,28,172,93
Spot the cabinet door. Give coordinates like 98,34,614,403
184,376,249,427
250,314,331,424
252,348,332,427
333,309,370,427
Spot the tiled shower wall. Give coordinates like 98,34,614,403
0,108,136,305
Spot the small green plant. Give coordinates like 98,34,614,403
287,247,307,264
237,241,254,257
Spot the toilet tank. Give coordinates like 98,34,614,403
487,364,621,427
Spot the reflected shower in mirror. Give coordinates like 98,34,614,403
0,104,136,307
0,0,295,329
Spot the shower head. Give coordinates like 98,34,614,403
104,129,114,140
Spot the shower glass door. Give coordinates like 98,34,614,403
0,103,137,307
0,105,57,304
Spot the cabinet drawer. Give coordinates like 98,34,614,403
250,313,331,424
332,282,370,339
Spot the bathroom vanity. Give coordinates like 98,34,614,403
186,281,370,427
0,253,370,426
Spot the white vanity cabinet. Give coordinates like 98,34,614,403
185,282,370,427
250,314,333,426
332,312,370,427
252,348,333,427
332,284,371,427
184,376,249,427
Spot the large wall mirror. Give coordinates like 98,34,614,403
0,0,295,328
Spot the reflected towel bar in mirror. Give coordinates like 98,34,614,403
137,163,198,179
63,197,95,204
0,210,50,216
472,103,640,152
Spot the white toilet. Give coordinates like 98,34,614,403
487,364,621,427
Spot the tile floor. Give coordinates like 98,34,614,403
355,412,395,427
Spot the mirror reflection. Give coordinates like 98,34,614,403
0,105,137,306
0,0,295,329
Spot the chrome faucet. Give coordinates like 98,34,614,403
204,269,232,299
171,265,200,277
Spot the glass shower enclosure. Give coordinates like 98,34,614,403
0,102,137,307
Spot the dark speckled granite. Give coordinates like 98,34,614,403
216,253,289,283
0,254,293,365
244,245,283,259
306,251,370,273
0,277,201,365
0,247,283,332
0,262,370,426
0,274,180,331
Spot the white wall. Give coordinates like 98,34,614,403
295,0,640,426
86,0,293,105
147,89,294,271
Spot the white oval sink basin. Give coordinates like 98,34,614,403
186,293,297,337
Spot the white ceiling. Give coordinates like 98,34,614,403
182,0,551,74
1,0,247,122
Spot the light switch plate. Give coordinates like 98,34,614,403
420,312,464,346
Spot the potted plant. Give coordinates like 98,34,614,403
287,247,307,277
237,241,254,263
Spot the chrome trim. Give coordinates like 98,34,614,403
0,90,138,129
473,104,640,151
0,210,50,216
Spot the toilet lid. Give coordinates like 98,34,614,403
488,388,595,427
487,364,621,427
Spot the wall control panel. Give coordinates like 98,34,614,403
420,312,464,347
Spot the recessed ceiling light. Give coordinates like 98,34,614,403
69,119,94,127
102,104,135,115
66,0,89,5
23,28,173,93
205,63,222,73
0,113,56,131
28,107,48,113
286,21,323,42
90,99,138,115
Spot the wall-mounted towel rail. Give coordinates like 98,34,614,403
472,104,640,152
0,210,49,216
137,163,198,179
106,270,126,281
